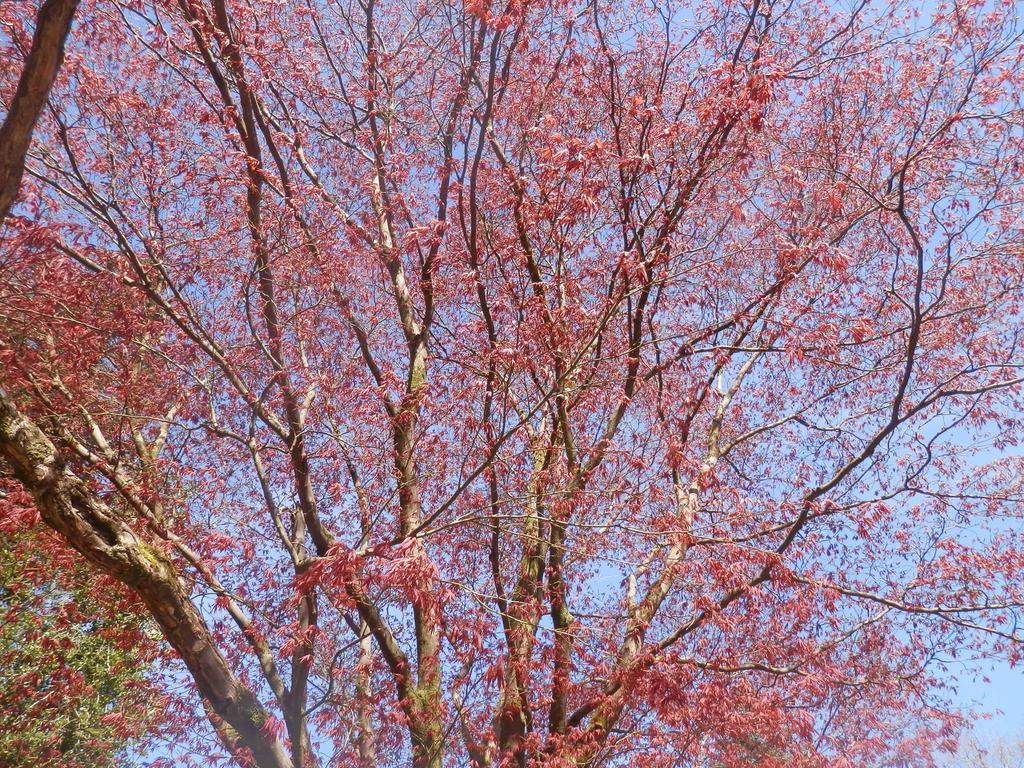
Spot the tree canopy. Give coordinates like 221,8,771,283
0,532,155,767
1,0,1023,766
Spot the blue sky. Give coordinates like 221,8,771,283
955,658,1024,740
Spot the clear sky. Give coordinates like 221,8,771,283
955,658,1024,740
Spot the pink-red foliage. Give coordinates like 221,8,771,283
2,0,1024,766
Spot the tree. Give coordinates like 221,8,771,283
945,734,1024,768
0,531,156,767
0,0,77,222
1,0,1023,766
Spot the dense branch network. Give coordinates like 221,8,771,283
1,1,1023,767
